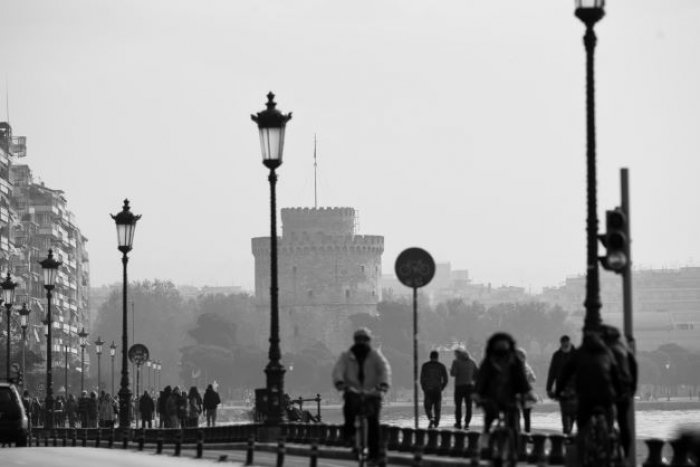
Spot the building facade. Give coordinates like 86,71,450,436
0,122,91,390
252,207,384,354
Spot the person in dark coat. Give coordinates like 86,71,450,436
474,332,532,433
186,386,203,428
139,391,155,428
66,394,78,428
420,350,448,428
158,387,170,428
78,390,89,427
602,325,638,458
450,347,479,429
556,331,622,433
202,384,221,427
546,335,577,434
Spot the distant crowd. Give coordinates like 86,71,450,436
21,383,222,429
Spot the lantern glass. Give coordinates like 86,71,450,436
116,222,136,250
576,0,604,8
95,337,104,355
20,313,28,328
258,126,285,164
1,274,16,304
110,342,116,357
43,321,49,337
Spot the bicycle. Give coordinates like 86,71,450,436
345,387,381,467
578,407,623,467
487,409,519,467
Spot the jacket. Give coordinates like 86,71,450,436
332,344,391,392
546,347,576,393
475,353,531,409
420,360,448,392
98,398,115,422
203,389,221,410
557,333,621,405
140,394,155,417
450,350,479,387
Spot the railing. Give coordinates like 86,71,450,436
26,424,699,466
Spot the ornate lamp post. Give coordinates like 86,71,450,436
574,0,605,332
19,303,30,390
146,360,151,392
156,361,161,391
39,249,61,428
62,338,69,399
95,336,104,393
78,328,88,392
1,271,17,381
111,199,141,429
110,341,116,396
251,92,292,426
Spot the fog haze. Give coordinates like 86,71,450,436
1,0,699,291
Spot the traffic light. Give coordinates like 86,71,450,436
600,207,628,273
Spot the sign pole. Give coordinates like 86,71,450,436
413,286,419,430
621,167,636,464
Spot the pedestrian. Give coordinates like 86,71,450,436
66,393,78,428
473,332,532,434
31,397,42,427
546,335,577,434
556,331,621,438
186,386,203,427
166,386,181,428
78,390,89,427
99,392,116,428
21,391,32,429
420,350,448,428
450,346,479,429
162,386,174,428
515,348,538,433
55,395,66,427
87,391,99,428
203,384,221,427
602,325,638,459
332,327,392,466
139,390,155,428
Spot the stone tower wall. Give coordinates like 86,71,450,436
252,207,384,354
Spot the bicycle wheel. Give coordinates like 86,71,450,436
580,415,611,467
356,415,368,467
490,427,515,467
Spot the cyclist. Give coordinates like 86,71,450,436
556,330,621,437
474,333,532,436
332,327,391,465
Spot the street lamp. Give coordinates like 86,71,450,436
62,338,69,400
19,303,30,390
95,336,104,394
110,341,116,396
111,199,141,429
156,361,161,391
1,271,17,381
39,249,61,428
574,0,605,332
78,328,88,392
146,360,151,392
665,362,671,401
251,92,292,426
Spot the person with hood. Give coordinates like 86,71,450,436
420,350,448,428
87,391,99,428
474,332,532,434
450,346,479,429
78,390,89,427
140,390,155,428
203,384,221,427
161,386,173,428
556,330,622,435
186,386,203,427
547,335,577,434
601,325,637,458
98,392,116,428
66,393,78,428
515,348,538,433
332,327,391,465
167,386,182,428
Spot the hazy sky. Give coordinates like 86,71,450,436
1,0,699,292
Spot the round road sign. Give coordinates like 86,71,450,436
395,247,436,288
128,343,150,366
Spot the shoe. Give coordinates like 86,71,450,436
453,423,462,429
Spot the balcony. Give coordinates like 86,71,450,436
1,236,8,252
0,177,10,195
0,206,8,223
0,149,9,167
33,205,60,215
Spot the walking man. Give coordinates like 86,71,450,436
420,350,448,428
450,346,478,429
203,384,221,427
546,335,577,434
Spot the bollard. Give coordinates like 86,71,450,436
518,433,530,463
156,430,163,455
71,429,77,447
399,428,414,452
326,424,339,446
378,440,388,467
196,429,204,459
174,429,183,457
412,448,423,467
82,429,88,447
423,428,437,454
52,429,57,447
643,438,668,467
529,433,547,465
138,428,145,451
122,428,129,450
438,430,452,456
451,430,466,457
309,442,319,467
465,431,480,459
245,436,255,466
276,438,286,467
95,428,101,448
62,430,67,447
387,426,401,452
548,434,566,465
43,430,48,447
108,428,115,448
669,438,692,467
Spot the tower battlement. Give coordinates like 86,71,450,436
282,207,356,237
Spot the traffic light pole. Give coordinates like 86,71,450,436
621,167,636,464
